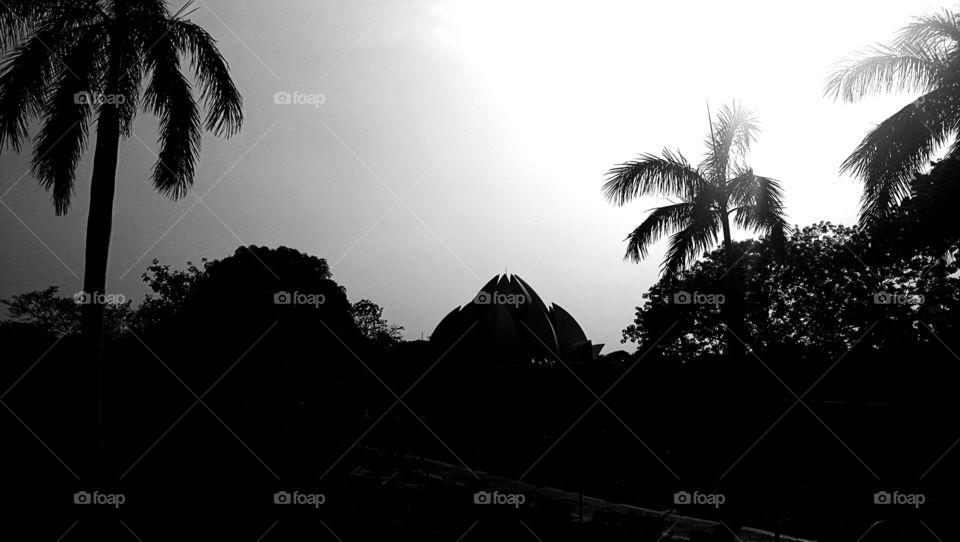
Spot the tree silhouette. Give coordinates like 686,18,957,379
1,285,133,338
603,101,787,352
826,6,960,224
351,299,405,347
623,222,960,360
0,0,242,472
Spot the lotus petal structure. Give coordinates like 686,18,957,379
430,274,603,364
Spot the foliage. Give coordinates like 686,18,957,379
1,247,407,352
622,240,760,358
623,222,960,360
131,258,209,330
350,299,404,347
865,156,960,258
0,0,243,212
603,101,788,274
0,285,132,337
827,6,960,224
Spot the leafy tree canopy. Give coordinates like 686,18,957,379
350,299,404,347
624,222,960,361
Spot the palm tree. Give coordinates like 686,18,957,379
603,102,787,353
0,0,242,470
826,7,960,225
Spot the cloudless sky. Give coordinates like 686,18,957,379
0,0,948,351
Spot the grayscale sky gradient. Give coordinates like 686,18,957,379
0,0,945,350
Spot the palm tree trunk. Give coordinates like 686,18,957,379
720,210,734,269
717,210,749,538
719,211,748,358
80,84,121,479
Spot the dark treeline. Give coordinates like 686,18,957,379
2,210,958,540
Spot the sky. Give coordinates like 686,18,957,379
0,0,949,351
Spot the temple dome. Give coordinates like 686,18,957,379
430,274,603,364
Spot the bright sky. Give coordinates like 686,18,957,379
0,0,948,351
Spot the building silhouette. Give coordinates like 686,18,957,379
430,274,603,364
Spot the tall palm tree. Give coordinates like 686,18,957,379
826,7,960,225
0,0,242,470
603,102,787,352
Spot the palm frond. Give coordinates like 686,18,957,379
841,86,960,223
662,189,720,274
152,70,202,199
169,19,243,137
0,26,61,152
623,202,694,263
603,148,704,205
142,18,202,200
31,27,104,215
895,8,960,53
1,1,103,49
825,43,945,103
729,171,788,233
115,35,144,137
0,0,66,50
702,101,759,180
172,0,201,20
0,2,105,152
126,0,171,19
0,1,36,50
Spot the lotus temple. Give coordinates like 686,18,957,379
430,274,603,364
